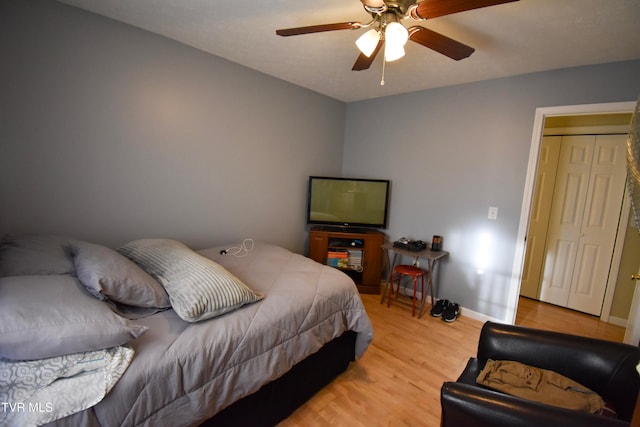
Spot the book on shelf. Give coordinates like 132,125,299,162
347,249,362,267
327,248,349,268
327,250,348,257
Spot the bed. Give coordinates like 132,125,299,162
0,235,374,427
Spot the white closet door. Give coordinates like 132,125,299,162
539,136,594,308
567,134,627,314
520,136,561,299
540,134,627,315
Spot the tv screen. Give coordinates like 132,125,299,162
306,176,390,229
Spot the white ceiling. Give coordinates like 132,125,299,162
56,0,640,102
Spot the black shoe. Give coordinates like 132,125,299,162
430,299,449,317
442,303,460,323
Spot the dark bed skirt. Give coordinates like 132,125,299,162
201,330,357,427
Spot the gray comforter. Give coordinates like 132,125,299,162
50,242,374,427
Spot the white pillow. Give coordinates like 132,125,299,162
0,275,148,360
118,239,262,322
0,235,74,277
71,240,171,308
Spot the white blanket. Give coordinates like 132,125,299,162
0,346,134,427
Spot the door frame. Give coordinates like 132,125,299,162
506,101,636,325
624,264,640,345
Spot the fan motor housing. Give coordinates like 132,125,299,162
384,0,418,15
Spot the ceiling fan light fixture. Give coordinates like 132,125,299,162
384,43,405,62
385,22,408,47
384,21,408,62
355,29,381,57
276,0,518,73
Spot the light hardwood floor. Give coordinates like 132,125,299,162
515,296,625,342
278,293,625,426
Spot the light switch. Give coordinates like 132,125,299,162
488,206,498,220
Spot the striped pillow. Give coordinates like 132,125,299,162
118,239,262,322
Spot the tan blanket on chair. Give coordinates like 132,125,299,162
476,359,606,414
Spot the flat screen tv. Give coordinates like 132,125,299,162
306,176,390,229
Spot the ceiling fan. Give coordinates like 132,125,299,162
276,0,518,72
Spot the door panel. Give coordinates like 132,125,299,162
572,243,600,295
560,173,587,224
567,135,627,314
540,136,593,306
545,239,576,296
520,136,561,298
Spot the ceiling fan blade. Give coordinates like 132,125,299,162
408,26,474,60
276,22,361,37
352,39,383,71
413,0,518,20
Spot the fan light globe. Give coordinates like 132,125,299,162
384,22,408,62
356,29,380,57
385,22,408,46
384,44,405,62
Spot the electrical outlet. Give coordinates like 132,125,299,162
488,206,498,220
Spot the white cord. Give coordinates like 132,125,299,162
220,238,254,257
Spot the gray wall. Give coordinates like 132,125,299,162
2,0,639,322
343,60,640,320
0,0,346,251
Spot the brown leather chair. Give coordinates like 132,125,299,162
440,321,640,427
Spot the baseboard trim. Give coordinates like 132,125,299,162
388,282,505,325
608,316,628,328
458,306,504,324
384,283,630,327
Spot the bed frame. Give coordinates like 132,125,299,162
202,331,357,426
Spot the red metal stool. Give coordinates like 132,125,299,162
387,264,425,317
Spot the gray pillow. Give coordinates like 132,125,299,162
0,234,74,277
0,275,148,360
118,239,263,322
71,240,171,308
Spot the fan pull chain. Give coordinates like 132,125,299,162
380,44,386,85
